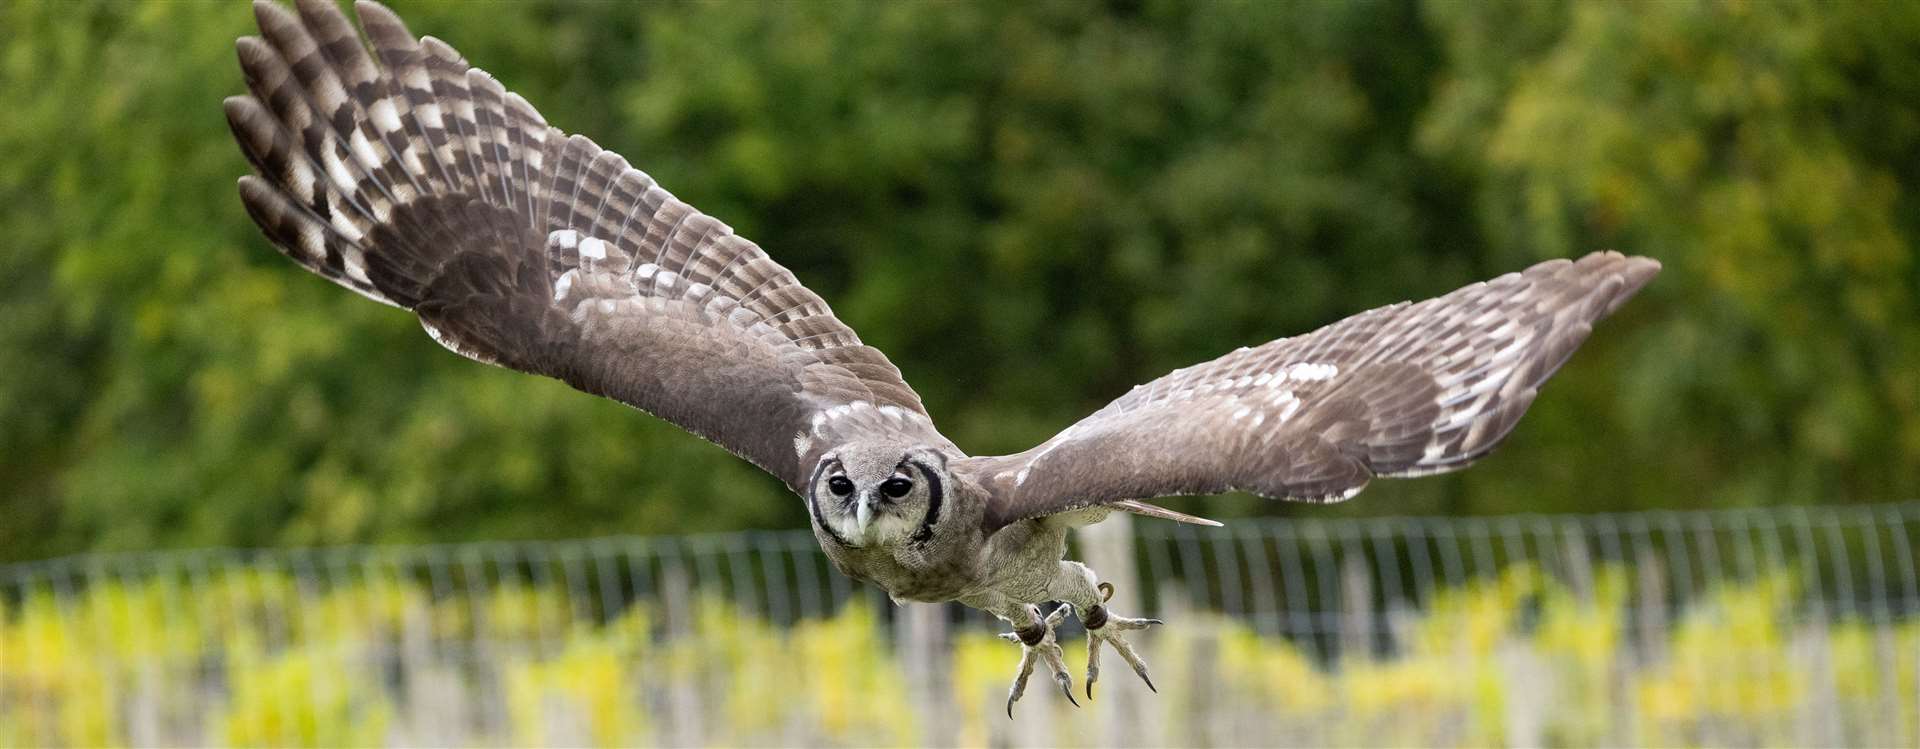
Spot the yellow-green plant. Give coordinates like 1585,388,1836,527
3,563,1915,747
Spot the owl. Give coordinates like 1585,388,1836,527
226,0,1659,714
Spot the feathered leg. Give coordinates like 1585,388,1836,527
964,592,1078,717
1048,561,1162,700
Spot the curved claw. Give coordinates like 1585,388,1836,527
1086,634,1104,700
1002,604,1076,717
1084,608,1162,698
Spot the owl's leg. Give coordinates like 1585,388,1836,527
1048,561,1162,700
967,593,1078,717
1080,581,1161,698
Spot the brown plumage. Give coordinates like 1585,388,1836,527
227,0,1659,714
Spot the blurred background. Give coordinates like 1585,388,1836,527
2,0,1918,746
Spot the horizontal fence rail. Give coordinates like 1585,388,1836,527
1,503,1916,747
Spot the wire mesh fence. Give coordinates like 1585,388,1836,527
2,503,1916,747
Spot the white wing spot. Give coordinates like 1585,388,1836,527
1284,362,1339,382
291,221,323,261
347,130,380,169
322,150,358,196
369,98,402,133
551,229,579,249
579,236,608,260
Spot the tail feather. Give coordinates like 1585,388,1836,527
1111,500,1224,527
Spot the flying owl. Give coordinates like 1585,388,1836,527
226,0,1659,714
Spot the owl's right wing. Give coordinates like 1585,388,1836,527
227,0,949,492
956,252,1659,533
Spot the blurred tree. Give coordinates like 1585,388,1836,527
0,0,1913,561
1421,0,1920,510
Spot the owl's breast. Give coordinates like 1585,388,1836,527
813,527,980,603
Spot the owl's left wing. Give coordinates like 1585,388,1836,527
226,0,950,494
955,252,1659,533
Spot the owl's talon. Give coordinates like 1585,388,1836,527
1002,604,1074,717
1083,604,1160,698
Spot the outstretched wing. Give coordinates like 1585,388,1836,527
227,0,950,492
956,252,1659,533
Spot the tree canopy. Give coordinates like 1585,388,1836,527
3,0,1916,561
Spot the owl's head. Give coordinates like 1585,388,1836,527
807,444,949,548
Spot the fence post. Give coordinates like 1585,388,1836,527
1632,548,1665,746
1079,511,1146,747
660,559,702,748
1340,554,1372,663
897,602,953,746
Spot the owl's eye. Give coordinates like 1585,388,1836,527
879,477,913,498
827,476,854,496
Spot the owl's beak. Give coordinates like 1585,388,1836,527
855,494,876,536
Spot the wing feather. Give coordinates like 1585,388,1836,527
958,252,1659,532
230,0,948,491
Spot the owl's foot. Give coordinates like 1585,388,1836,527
998,603,1076,717
1081,581,1161,700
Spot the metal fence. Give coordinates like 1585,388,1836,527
2,503,1916,748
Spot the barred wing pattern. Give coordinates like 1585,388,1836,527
961,252,1660,531
226,0,944,490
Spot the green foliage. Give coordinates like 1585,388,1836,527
3,0,1917,557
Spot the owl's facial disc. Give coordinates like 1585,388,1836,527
809,448,944,548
